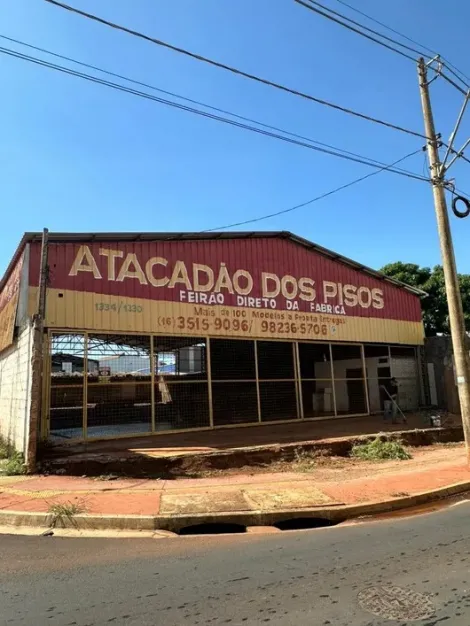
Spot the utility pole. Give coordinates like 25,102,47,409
27,228,49,472
418,57,470,460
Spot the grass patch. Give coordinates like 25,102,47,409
48,501,86,528
0,439,26,475
1,452,27,476
0,440,10,460
350,437,412,461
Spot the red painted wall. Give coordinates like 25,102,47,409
29,238,422,323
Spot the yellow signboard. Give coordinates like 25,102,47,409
44,288,424,345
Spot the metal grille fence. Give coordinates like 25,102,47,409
257,341,298,422
86,334,152,438
154,336,209,430
211,339,258,426
49,334,85,440
46,332,420,441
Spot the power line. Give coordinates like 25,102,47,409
43,0,428,140
205,149,424,231
39,0,470,223
0,34,421,177
43,0,470,170
0,45,431,182
297,0,470,166
300,0,470,93
295,0,417,62
453,187,470,202
301,0,425,58
332,0,470,85
334,0,436,55
441,63,470,93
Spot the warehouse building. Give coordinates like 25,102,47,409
0,231,424,463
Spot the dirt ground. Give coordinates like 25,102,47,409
191,442,465,483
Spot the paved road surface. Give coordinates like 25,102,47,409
2,502,470,625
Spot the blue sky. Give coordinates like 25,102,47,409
2,0,470,275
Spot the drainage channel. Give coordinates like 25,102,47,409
176,518,340,536
273,518,338,531
172,496,470,537
178,523,247,536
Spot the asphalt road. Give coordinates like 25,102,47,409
2,502,470,626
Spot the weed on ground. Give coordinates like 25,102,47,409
350,437,412,461
0,440,9,460
0,452,27,476
189,448,343,478
48,501,86,528
284,448,337,473
94,473,120,481
0,438,26,475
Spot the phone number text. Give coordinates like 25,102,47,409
158,316,330,336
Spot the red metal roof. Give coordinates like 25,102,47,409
0,230,425,297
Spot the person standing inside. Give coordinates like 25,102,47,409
389,377,399,423
381,376,400,423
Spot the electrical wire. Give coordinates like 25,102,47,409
0,33,420,177
453,187,470,202
334,0,436,55
295,0,417,62
39,0,470,222
445,186,470,219
436,59,470,92
333,0,470,86
1,45,430,182
43,0,470,171
442,179,470,204
444,148,470,169
300,0,470,94
205,148,425,231
297,0,470,168
299,0,422,59
43,0,428,140
423,151,429,179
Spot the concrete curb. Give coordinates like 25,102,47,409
1,480,469,534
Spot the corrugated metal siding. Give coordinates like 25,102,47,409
0,251,25,353
29,238,424,343
15,243,30,325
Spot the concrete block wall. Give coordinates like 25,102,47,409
423,335,470,414
0,324,33,453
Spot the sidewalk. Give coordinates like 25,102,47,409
0,445,468,532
